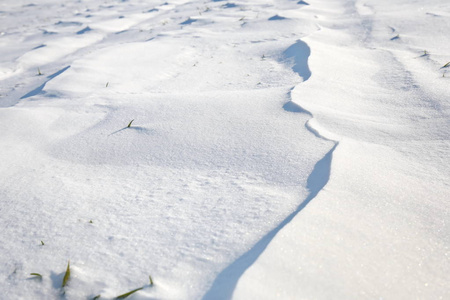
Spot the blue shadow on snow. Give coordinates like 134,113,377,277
268,15,287,21
76,26,91,35
283,39,311,81
203,37,335,300
20,66,70,99
180,18,197,25
202,144,337,300
283,98,312,115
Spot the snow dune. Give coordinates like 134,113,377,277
0,0,449,299
233,0,450,299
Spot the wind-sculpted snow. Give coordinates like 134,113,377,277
203,145,336,300
20,66,70,99
204,35,337,299
282,40,311,82
0,0,329,299
232,0,450,299
0,0,449,299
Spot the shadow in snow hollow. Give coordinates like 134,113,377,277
202,144,337,300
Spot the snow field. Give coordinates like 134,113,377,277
1,0,334,299
0,0,449,299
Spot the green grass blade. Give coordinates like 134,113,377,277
30,273,43,279
116,287,143,299
127,119,134,128
92,295,101,300
149,275,153,285
441,61,450,68
62,261,71,288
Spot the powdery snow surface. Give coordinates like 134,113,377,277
0,0,448,299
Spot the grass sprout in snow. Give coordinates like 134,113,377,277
30,273,43,279
115,287,144,299
115,275,153,299
62,261,71,288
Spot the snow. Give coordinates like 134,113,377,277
0,0,449,299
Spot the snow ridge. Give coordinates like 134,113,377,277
203,34,338,299
202,146,336,300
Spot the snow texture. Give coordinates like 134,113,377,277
0,0,449,299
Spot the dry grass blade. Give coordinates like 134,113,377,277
441,61,450,69
62,261,71,288
116,287,143,299
92,295,101,300
149,275,153,285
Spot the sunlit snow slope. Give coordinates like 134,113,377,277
0,0,449,299
232,0,450,299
